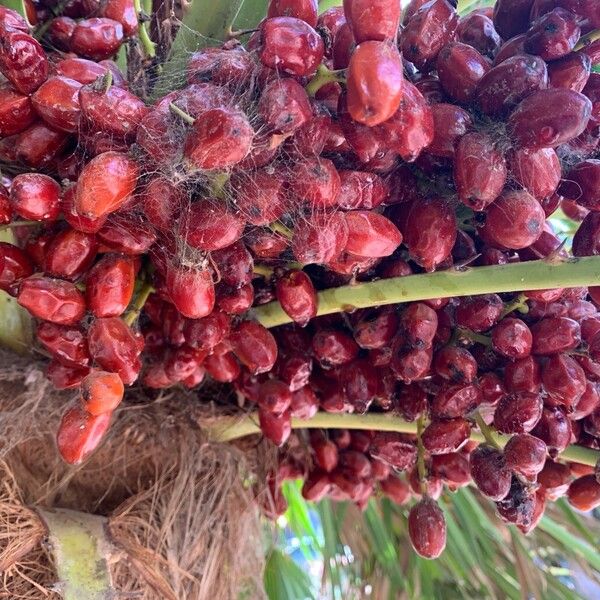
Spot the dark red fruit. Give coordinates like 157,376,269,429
470,445,512,500
56,404,111,464
524,8,580,61
491,318,532,359
0,30,48,95
531,317,581,354
455,294,503,332
18,277,86,325
567,475,600,511
408,497,447,559
230,320,278,374
493,392,543,434
422,418,470,454
504,433,547,479
70,18,124,61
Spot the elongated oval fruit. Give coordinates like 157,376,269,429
275,270,318,326
80,370,124,416
343,0,400,43
75,151,139,219
56,404,112,464
165,264,215,319
346,40,404,127
408,497,447,559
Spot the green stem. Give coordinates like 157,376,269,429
416,415,427,495
169,102,196,125
457,327,492,346
575,29,600,53
305,64,346,97
205,412,600,467
269,220,294,240
0,220,40,231
253,264,274,278
133,0,156,58
123,281,154,327
253,257,600,328
500,292,529,318
473,411,502,451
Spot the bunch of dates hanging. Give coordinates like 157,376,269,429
1,0,600,559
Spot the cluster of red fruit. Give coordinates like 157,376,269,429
1,0,600,559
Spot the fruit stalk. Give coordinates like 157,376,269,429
133,0,156,58
253,257,600,328
206,412,600,467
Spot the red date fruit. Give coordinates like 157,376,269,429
56,57,115,85
259,17,324,77
0,85,35,136
391,345,432,383
470,445,512,500
476,54,548,116
268,0,318,26
70,18,124,61
276,270,317,326
422,418,470,454
532,406,572,457
344,211,402,258
337,170,387,210
46,360,90,390
408,497,446,559
571,381,600,420
290,385,318,419
455,294,503,332
312,329,359,367
0,242,34,291
456,12,501,58
0,30,48,95
403,197,457,271
75,151,138,219
36,322,89,367
454,132,507,211
567,475,600,511
292,212,348,265
101,0,137,36
186,47,254,89
257,78,312,134
542,353,586,408
44,228,97,281
436,42,490,104
0,6,29,32
509,88,592,148
538,460,571,500
560,160,600,211
353,308,399,350
427,103,472,157
531,316,581,354
346,40,404,127
491,318,532,359
88,317,142,385
86,254,135,317
10,173,61,222
504,433,547,479
259,379,292,415
80,370,124,415
573,212,600,257
432,383,482,419
379,81,434,162
369,432,417,470
56,405,111,464
259,407,292,446
13,122,67,167
204,351,240,382
548,52,591,92
525,8,580,61
401,303,438,349
141,177,185,232
380,474,411,504
481,190,545,250
79,84,147,139
401,0,459,72
493,392,543,434
97,214,156,255
230,320,277,374
18,277,86,325
504,356,541,394
492,0,534,40
184,108,254,171
434,346,477,382
343,0,400,43
509,147,561,201
166,264,215,320
31,76,82,133
179,201,244,252
289,157,341,209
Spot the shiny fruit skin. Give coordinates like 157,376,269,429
70,18,124,61
369,432,417,470
408,497,447,559
141,177,185,232
344,211,402,258
312,329,359,367
79,84,148,139
454,132,507,211
75,151,138,219
560,160,600,211
343,0,400,43
476,54,548,116
275,270,317,326
100,0,138,36
532,406,572,457
56,57,113,85
378,81,434,162
230,320,278,375
508,147,561,201
10,173,61,222
524,8,580,61
56,404,111,464
504,433,547,479
268,0,318,26
44,228,98,281
289,157,341,209
36,322,90,367
531,317,581,354
492,0,534,40
18,277,86,325
179,200,244,252
97,214,156,255
422,418,470,454
431,383,482,419
470,445,512,500
493,392,543,434
0,30,48,95
166,265,215,320
456,12,501,58
85,254,135,318
548,52,591,92
491,318,532,359
259,379,292,415
88,317,142,385
80,370,124,415
290,385,319,419
401,0,459,72
481,190,545,250
346,40,404,127
0,85,35,136
567,475,600,511
541,353,586,409
184,108,254,171
337,170,388,210
259,407,292,446
436,42,490,104
427,103,472,157
257,78,312,134
509,88,592,148
259,16,324,77
403,198,457,271
0,242,34,291
31,76,82,133
14,122,68,168
292,212,348,265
